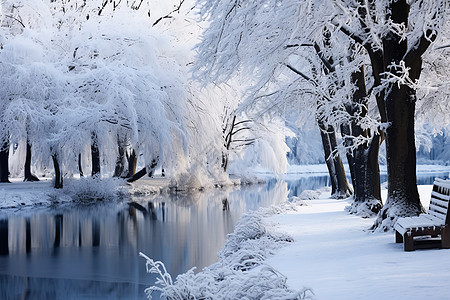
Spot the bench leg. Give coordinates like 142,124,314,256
395,231,403,243
404,233,415,251
442,227,450,249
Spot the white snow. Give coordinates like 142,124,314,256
265,185,450,300
2,168,450,299
0,176,172,209
141,180,450,300
0,178,54,209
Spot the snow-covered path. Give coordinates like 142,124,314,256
266,186,450,300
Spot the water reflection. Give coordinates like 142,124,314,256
0,180,288,299
416,172,449,185
0,172,448,299
285,172,449,197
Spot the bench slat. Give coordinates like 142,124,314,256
429,203,448,215
430,198,449,209
428,210,447,221
423,214,446,225
395,179,450,251
434,178,450,189
431,191,450,202
396,215,440,228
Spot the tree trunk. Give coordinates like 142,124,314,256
318,120,352,199
348,135,383,215
113,142,125,177
0,139,10,183
24,140,39,182
372,0,424,230
124,149,137,178
52,153,63,189
78,153,84,177
127,158,158,183
343,64,382,216
91,133,100,177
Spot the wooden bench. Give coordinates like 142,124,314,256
394,178,450,251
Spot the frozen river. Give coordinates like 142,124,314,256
0,169,448,299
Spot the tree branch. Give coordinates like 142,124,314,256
313,43,335,72
284,43,314,49
333,21,367,47
153,0,185,26
5,15,25,28
231,138,256,143
231,127,251,136
434,44,450,50
285,64,318,86
404,29,436,68
233,120,252,127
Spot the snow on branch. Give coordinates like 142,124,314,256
152,0,185,26
378,61,418,91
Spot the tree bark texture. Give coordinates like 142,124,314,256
113,143,125,177
124,149,137,178
0,139,10,183
78,153,84,177
24,140,39,182
371,0,425,229
52,153,63,189
127,158,158,183
343,64,382,216
318,120,352,199
91,133,100,177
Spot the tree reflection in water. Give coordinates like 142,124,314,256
0,179,289,299
1,173,445,299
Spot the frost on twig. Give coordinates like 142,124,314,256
140,208,313,299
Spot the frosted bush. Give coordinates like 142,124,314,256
141,208,312,299
297,189,322,200
56,177,124,202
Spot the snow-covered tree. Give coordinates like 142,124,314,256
0,0,251,188
328,0,450,229
195,0,450,229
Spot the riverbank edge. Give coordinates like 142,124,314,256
1,164,448,210
139,189,321,299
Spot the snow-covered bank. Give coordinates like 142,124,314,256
140,196,313,299
266,185,449,300
0,179,54,209
0,176,172,209
143,184,450,299
1,164,449,210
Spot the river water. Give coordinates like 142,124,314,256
0,171,448,299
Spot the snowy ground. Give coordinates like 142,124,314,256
0,178,55,209
1,164,448,210
265,185,450,300
2,165,450,298
0,176,173,210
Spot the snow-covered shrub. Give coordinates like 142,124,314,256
298,189,323,200
141,208,312,299
283,187,329,212
56,177,124,202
